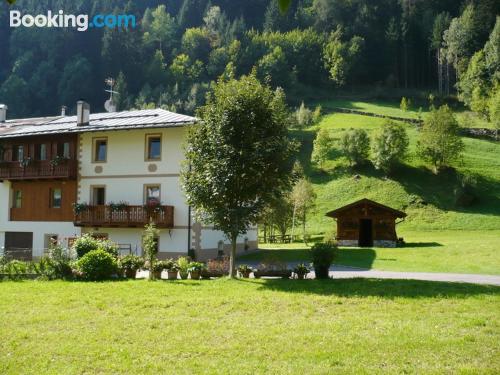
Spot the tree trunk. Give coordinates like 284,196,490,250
291,202,296,242
229,236,237,278
302,213,308,246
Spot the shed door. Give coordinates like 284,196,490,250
4,231,33,260
358,219,373,247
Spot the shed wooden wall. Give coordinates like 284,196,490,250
336,205,398,241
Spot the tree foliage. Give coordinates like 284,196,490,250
181,74,295,276
371,120,409,174
311,128,332,169
341,128,370,166
417,105,464,172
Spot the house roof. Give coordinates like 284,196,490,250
325,198,407,218
0,109,196,139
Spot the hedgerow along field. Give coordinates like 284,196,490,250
258,98,500,274
0,279,499,374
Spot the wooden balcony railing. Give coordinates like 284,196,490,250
74,205,174,228
0,160,77,180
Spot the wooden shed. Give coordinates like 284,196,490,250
326,198,406,248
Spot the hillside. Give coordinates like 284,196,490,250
293,99,500,236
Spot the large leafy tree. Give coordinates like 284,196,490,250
181,74,295,277
417,105,464,173
371,120,409,174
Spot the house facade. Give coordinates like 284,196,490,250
0,102,257,261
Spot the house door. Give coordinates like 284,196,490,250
358,219,373,247
4,231,33,260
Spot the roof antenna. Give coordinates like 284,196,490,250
104,77,117,113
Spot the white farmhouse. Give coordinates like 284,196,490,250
0,102,257,261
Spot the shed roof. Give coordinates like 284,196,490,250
0,109,196,139
325,198,407,218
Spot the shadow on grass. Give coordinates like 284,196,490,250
251,278,500,298
404,242,443,248
336,248,376,269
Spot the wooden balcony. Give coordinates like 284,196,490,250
0,159,77,180
74,205,174,228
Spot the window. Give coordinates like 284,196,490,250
145,134,161,161
93,138,107,162
57,142,70,158
35,144,48,161
12,190,22,208
12,145,24,161
50,188,62,208
91,186,106,205
144,185,160,204
44,234,58,250
217,240,224,257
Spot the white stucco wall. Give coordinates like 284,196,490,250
1,125,258,258
0,180,81,258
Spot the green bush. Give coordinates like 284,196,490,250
40,245,76,280
76,249,118,281
72,234,118,258
310,242,337,279
72,234,101,258
340,128,370,166
119,255,145,271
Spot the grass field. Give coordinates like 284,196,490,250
239,230,500,275
291,106,500,236
0,279,499,374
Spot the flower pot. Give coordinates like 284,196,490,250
190,271,200,280
166,270,178,280
239,270,251,278
296,273,306,280
152,270,162,279
124,268,137,279
179,271,188,280
314,266,330,279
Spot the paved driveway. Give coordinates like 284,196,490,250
237,261,500,286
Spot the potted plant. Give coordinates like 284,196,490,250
144,198,164,213
151,260,169,280
109,201,129,212
50,155,69,167
119,255,144,279
188,262,206,280
293,263,310,280
201,257,229,278
310,242,337,279
73,202,90,215
237,264,253,278
164,259,178,280
176,256,190,280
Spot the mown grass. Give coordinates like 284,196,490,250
241,230,500,275
0,280,499,374
291,110,500,236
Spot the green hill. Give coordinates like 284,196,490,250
294,101,500,236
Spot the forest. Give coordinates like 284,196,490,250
0,0,498,122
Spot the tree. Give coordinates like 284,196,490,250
256,46,289,88
181,74,295,277
400,97,411,112
417,105,464,172
291,178,316,245
114,72,129,111
311,128,332,169
295,102,313,127
182,28,212,63
142,223,160,281
458,50,491,116
431,12,451,95
142,5,176,54
323,27,364,87
372,120,409,174
488,85,500,139
57,56,93,109
340,128,370,166
0,74,30,118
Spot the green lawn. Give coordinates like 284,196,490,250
240,230,500,275
0,280,499,374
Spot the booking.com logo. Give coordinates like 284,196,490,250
9,10,136,31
